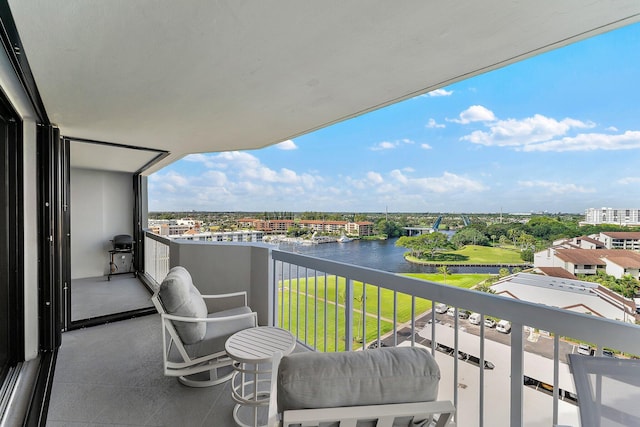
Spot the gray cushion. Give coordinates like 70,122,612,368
184,306,256,359
277,347,440,413
158,266,207,344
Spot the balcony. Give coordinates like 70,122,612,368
45,233,640,426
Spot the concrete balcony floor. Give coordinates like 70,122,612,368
46,314,240,426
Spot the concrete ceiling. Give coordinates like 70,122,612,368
8,1,640,174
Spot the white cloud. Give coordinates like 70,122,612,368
606,126,619,132
370,139,415,151
422,88,453,97
521,130,640,152
618,177,640,185
371,141,397,151
517,180,594,194
448,105,496,124
421,143,432,150
389,170,487,193
366,171,384,184
426,118,445,129
275,140,298,150
463,114,595,148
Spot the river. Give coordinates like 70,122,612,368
275,236,508,274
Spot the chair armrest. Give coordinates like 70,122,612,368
162,311,257,325
267,351,283,427
201,291,248,312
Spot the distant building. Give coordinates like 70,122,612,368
534,248,640,279
235,218,294,233
491,273,636,323
582,207,640,226
345,221,374,236
167,230,263,243
298,220,346,233
599,231,640,250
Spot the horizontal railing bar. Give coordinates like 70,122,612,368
143,229,171,245
271,249,640,355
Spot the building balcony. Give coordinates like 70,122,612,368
44,233,640,426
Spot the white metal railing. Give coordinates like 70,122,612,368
144,231,171,286
271,249,640,427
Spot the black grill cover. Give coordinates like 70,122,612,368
113,234,134,250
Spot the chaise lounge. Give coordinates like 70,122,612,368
268,346,456,427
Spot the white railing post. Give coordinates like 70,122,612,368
345,278,354,351
510,322,524,427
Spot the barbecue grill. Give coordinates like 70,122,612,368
108,234,136,280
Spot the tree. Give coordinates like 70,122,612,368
498,235,510,247
395,232,452,259
520,249,534,263
451,227,488,247
498,268,510,277
437,265,451,283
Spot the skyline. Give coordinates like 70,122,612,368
148,23,640,214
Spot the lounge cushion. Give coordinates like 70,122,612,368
277,347,440,413
158,266,207,344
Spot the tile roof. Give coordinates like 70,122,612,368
535,267,578,280
601,231,640,240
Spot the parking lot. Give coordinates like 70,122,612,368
377,308,579,363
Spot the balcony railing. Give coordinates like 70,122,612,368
143,234,640,426
270,248,640,427
144,232,171,287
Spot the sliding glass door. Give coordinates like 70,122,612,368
0,92,22,384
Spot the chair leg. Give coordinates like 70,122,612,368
177,364,235,387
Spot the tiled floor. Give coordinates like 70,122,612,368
71,275,154,321
46,314,238,426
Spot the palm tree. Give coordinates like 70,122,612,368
438,265,451,283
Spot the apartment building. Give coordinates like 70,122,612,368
534,248,640,279
345,221,375,236
582,207,640,226
599,231,640,250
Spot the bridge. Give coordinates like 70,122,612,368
403,215,471,236
403,216,443,236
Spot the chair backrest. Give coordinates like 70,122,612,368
157,266,207,344
569,354,640,427
277,347,440,413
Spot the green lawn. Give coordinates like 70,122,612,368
406,244,525,265
277,272,489,351
401,272,492,289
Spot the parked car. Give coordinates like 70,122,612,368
496,320,511,334
367,341,388,349
458,310,470,320
602,349,615,358
446,307,456,317
434,303,448,314
577,344,593,356
469,312,481,325
484,318,496,328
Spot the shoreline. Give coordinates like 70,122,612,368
404,255,531,268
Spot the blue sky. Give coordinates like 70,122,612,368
149,23,640,214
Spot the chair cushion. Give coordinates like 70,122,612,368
277,347,440,413
184,306,256,359
158,266,207,344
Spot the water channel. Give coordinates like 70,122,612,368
275,236,508,275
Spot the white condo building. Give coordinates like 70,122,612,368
583,207,640,226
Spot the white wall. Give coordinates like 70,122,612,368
169,242,273,326
71,168,134,279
